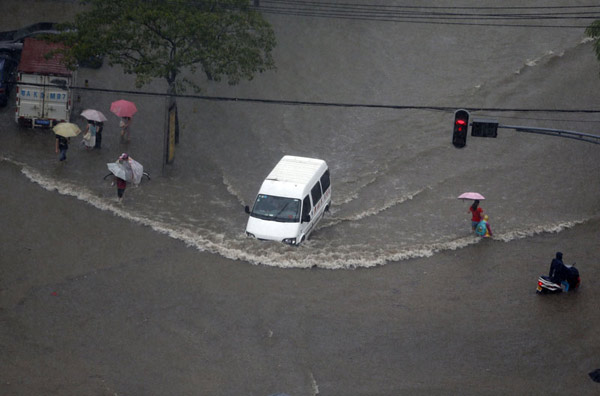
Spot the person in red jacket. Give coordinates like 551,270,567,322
469,200,483,231
114,176,126,203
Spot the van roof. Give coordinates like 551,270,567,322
18,38,72,77
267,156,326,184
261,156,327,198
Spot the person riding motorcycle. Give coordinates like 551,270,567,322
549,252,568,285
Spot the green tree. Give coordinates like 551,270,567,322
586,20,600,70
53,0,276,161
56,0,276,92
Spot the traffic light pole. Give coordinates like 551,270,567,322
498,125,600,145
452,112,600,148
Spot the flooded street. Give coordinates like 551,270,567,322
1,1,600,394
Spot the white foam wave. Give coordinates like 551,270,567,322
514,37,596,76
319,188,424,229
11,158,259,264
267,234,486,270
515,50,565,74
580,37,594,45
221,174,247,207
494,219,585,242
4,156,593,270
332,174,378,206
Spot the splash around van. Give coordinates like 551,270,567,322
244,156,331,246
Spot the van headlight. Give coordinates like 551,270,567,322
282,238,297,245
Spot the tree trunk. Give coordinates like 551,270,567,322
164,82,179,165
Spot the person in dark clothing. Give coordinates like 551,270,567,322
112,176,126,203
55,134,69,161
549,252,568,284
94,121,103,149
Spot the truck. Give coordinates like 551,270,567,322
15,37,74,128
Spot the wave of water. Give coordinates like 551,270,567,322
5,155,593,270
319,188,425,228
222,173,248,207
515,35,592,75
516,50,565,73
473,37,592,92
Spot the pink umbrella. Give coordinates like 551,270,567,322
110,99,138,118
458,192,485,200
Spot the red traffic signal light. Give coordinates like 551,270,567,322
452,109,470,148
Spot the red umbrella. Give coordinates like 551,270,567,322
110,99,138,118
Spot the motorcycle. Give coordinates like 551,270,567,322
536,264,580,294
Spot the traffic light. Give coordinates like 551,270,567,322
452,109,470,148
471,118,498,138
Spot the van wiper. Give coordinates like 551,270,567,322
274,201,292,220
251,212,271,221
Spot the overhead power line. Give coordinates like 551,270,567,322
254,0,600,28
260,0,600,11
64,83,600,115
13,80,599,118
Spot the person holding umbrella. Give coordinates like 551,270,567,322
107,153,143,202
110,99,137,143
53,122,81,161
55,134,70,161
94,121,104,149
469,200,484,232
120,116,132,142
81,120,96,150
109,153,131,203
458,192,486,232
80,109,107,150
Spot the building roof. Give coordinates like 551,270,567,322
18,38,72,77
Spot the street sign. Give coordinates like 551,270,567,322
471,118,498,138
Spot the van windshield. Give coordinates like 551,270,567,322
251,194,301,223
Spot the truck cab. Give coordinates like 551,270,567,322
0,54,18,107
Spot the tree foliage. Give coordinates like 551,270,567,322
586,20,600,71
55,0,276,93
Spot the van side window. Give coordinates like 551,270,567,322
320,170,330,193
311,181,322,204
302,195,311,216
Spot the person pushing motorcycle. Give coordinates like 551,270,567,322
549,252,568,285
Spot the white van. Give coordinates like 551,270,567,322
245,155,331,245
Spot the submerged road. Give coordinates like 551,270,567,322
2,159,600,395
1,1,600,394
